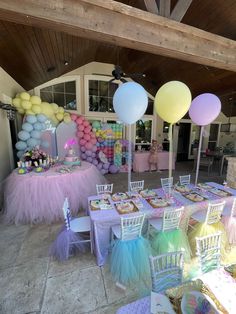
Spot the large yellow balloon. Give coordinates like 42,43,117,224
21,100,32,110
41,102,54,117
58,107,65,114
154,81,192,123
20,92,31,101
56,113,64,121
64,115,71,123
32,104,42,114
51,103,59,113
30,95,41,105
12,98,21,108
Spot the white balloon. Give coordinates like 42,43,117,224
113,82,148,125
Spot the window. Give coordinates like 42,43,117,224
135,118,153,150
208,123,220,151
88,79,119,113
35,76,80,112
145,98,154,115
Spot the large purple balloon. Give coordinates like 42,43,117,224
189,93,221,126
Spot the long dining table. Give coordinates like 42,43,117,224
88,182,236,266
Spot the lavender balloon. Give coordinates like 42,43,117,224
81,153,87,159
189,93,221,126
85,150,92,157
80,146,86,153
87,157,92,163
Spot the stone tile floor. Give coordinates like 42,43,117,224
0,161,231,314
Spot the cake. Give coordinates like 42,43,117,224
186,193,204,202
175,185,191,193
63,148,81,166
112,192,129,202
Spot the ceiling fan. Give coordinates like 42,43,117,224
93,65,146,83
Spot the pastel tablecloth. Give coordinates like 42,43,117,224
89,183,236,266
133,151,176,172
4,161,106,224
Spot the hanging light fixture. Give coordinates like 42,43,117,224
0,102,16,120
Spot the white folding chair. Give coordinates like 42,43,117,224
149,251,184,293
50,198,93,261
111,213,145,241
196,232,222,274
149,207,184,233
96,183,113,195
161,177,173,196
62,198,93,253
190,201,225,225
129,180,144,192
179,174,191,185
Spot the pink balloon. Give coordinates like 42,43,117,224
76,117,83,125
77,131,84,139
91,138,97,145
84,134,90,141
189,93,221,126
90,133,96,138
80,139,86,146
80,116,85,121
83,121,90,127
70,114,78,121
84,126,91,134
85,142,93,150
78,125,84,131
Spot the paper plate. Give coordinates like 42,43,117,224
181,291,219,314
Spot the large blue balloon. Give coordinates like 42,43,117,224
18,130,30,141
33,122,43,131
37,114,47,123
22,122,33,132
27,138,37,148
31,130,41,139
113,82,148,124
15,141,27,151
26,115,37,124
17,151,24,159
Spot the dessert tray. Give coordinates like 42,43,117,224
90,199,113,210
115,201,139,214
197,183,213,190
184,192,206,202
139,189,157,198
112,192,129,202
175,184,191,193
147,197,171,208
208,188,232,197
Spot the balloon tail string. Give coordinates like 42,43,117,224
128,124,132,192
195,126,204,186
169,124,173,194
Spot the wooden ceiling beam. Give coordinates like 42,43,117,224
0,0,235,72
143,0,159,14
158,0,170,18
170,0,193,22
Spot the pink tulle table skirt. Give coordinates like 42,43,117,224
3,162,106,224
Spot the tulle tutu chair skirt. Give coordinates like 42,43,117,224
222,217,236,245
151,229,192,262
110,236,151,285
188,222,228,259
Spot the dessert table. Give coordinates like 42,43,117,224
88,183,236,266
4,161,106,224
133,151,176,172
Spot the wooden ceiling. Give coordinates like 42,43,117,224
0,0,235,116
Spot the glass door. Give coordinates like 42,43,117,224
188,124,201,159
